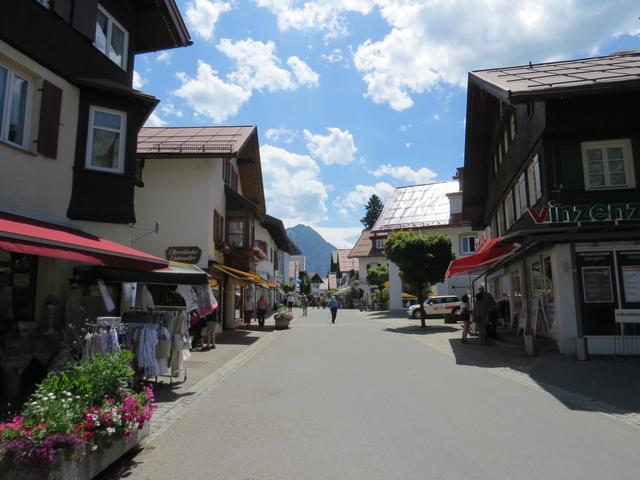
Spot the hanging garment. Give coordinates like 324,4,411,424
176,285,198,312
135,284,156,311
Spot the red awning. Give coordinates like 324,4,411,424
445,238,519,279
0,212,167,271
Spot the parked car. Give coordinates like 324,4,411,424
407,295,461,319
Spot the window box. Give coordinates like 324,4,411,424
581,139,635,190
85,106,126,173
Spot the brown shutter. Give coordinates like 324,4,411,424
213,210,220,242
71,0,98,41
53,0,72,21
37,80,63,159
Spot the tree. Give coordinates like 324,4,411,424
299,272,311,295
385,231,454,328
366,265,389,294
360,194,384,229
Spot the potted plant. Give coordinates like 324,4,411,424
274,304,292,329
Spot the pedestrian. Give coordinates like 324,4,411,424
460,292,471,344
203,310,217,350
256,294,268,328
244,293,254,326
474,285,496,345
328,296,338,324
286,293,294,313
301,295,308,316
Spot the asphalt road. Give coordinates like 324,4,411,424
122,308,640,480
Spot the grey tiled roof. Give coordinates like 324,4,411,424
137,126,255,155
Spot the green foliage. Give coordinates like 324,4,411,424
299,272,311,295
282,285,295,293
366,265,389,290
335,286,360,308
360,194,384,229
373,287,389,305
385,231,454,326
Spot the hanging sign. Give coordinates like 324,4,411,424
165,246,202,263
529,202,640,224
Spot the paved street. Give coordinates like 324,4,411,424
106,308,640,480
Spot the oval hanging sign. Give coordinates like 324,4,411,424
166,246,202,263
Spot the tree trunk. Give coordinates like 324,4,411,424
416,286,426,328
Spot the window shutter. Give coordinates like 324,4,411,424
53,0,72,21
37,80,63,159
71,0,98,41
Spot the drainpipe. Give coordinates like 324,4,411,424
571,241,588,360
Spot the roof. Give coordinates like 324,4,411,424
470,52,640,103
134,0,192,53
263,215,300,254
349,230,374,258
137,126,256,156
328,273,337,290
309,273,324,283
371,181,463,232
337,249,358,272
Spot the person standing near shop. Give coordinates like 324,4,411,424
244,293,255,326
328,296,338,324
474,285,496,345
460,292,471,344
256,294,268,328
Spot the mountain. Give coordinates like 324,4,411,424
286,224,337,277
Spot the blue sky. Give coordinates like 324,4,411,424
134,0,640,248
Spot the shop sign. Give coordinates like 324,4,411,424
529,202,640,224
615,309,640,324
165,246,201,263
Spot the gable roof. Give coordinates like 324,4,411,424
309,273,324,283
137,126,256,156
337,249,358,272
469,52,640,104
349,230,374,258
371,181,464,232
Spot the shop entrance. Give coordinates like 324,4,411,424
576,251,618,335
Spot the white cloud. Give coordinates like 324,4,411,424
369,163,437,185
432,114,440,121
185,0,233,41
287,56,320,87
174,61,252,123
321,48,345,63
353,0,640,110
260,144,329,224
303,127,357,165
132,70,147,90
310,226,363,249
156,51,172,65
159,102,184,119
405,142,412,149
265,128,296,144
144,112,167,127
333,182,394,211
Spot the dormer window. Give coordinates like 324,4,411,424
95,6,128,71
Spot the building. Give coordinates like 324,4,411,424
308,273,324,298
288,255,306,285
350,179,480,309
452,52,640,355
135,126,290,328
329,249,359,296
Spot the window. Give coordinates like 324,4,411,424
0,64,31,148
375,239,385,249
505,190,514,231
497,204,505,236
86,106,126,173
581,139,635,190
461,236,476,255
227,219,244,247
527,153,542,206
95,6,128,70
515,172,527,217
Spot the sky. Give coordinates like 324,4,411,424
135,0,640,248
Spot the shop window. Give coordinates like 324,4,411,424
581,266,614,303
0,64,31,149
581,139,635,190
85,106,126,173
227,219,244,247
527,154,542,206
460,236,476,255
95,6,128,70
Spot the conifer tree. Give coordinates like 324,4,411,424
360,194,384,229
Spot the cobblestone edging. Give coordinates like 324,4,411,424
371,315,640,430
147,329,284,443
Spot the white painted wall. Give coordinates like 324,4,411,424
389,261,403,310
551,243,578,354
0,41,79,224
255,223,275,280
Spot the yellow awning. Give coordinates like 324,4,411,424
402,292,417,300
211,264,261,283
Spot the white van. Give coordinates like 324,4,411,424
407,295,461,318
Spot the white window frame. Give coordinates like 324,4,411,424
581,139,636,190
375,239,385,249
527,153,542,206
516,172,527,216
94,5,129,71
85,106,126,174
460,236,477,255
0,63,32,150
505,190,514,231
497,204,505,236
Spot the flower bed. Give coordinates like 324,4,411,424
0,351,155,477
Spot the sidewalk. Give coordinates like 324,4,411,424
366,310,640,428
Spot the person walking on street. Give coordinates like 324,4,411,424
256,294,268,328
460,292,471,344
301,295,308,316
286,294,294,313
474,285,496,345
328,296,338,324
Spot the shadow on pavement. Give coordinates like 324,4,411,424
384,325,458,335
215,329,267,346
94,445,144,480
447,338,640,418
152,389,196,404
365,310,408,320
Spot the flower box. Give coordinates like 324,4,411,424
274,313,292,330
